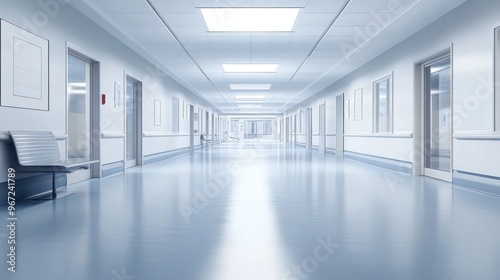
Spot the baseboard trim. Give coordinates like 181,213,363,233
144,147,190,165
326,148,336,156
102,161,124,177
344,151,413,174
453,171,500,196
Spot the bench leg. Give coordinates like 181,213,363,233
52,172,57,199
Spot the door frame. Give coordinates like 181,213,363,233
294,114,297,144
212,113,215,140
414,45,453,181
319,102,326,155
336,94,344,157
66,44,101,183
190,105,194,153
206,111,210,136
285,117,289,143
124,73,143,168
306,107,313,150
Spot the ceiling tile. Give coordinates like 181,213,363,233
162,13,203,27
95,0,152,13
172,26,207,37
298,12,336,26
135,36,176,45
304,0,348,13
335,12,391,26
150,0,194,13
107,13,163,26
293,26,327,36
122,26,171,37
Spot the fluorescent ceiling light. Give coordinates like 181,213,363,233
235,95,266,99
239,109,261,112
230,84,272,90
235,100,264,103
223,64,279,73
200,8,300,32
239,105,262,109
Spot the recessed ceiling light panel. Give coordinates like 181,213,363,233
200,8,300,32
230,84,272,90
234,95,266,99
223,64,279,73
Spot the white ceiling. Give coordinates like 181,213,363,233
69,0,466,115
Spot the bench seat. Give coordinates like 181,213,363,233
9,131,99,199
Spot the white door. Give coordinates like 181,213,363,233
294,114,297,144
336,94,344,157
306,108,313,150
285,117,290,143
190,105,194,152
319,102,326,155
125,77,141,168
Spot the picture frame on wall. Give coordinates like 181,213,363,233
345,99,350,119
354,88,363,121
182,100,186,119
114,81,121,108
0,19,49,111
154,99,161,126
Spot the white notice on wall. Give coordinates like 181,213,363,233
1,19,49,111
13,37,43,100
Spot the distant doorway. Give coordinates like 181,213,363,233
319,102,326,155
336,94,344,157
125,76,142,168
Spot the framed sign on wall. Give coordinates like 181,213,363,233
354,88,363,121
1,19,49,111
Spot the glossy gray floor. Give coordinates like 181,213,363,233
2,141,500,280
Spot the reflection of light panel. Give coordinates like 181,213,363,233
230,84,272,90
68,82,87,94
200,8,300,32
223,64,279,73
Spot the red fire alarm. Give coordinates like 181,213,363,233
101,94,106,105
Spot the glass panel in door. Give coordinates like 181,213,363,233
126,79,138,168
425,57,451,172
68,54,90,162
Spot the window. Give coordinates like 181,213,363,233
264,121,273,135
373,73,393,133
172,97,179,133
193,112,199,133
496,27,500,131
230,120,239,134
198,108,203,134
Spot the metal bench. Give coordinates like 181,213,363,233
9,131,99,199
200,134,212,145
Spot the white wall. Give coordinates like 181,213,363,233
285,0,500,178
0,0,219,182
